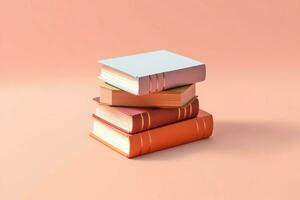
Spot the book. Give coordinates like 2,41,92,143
90,110,213,158
98,50,206,95
93,97,199,134
98,81,196,108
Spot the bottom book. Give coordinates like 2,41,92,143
90,110,213,158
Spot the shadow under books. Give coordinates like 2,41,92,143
135,121,299,161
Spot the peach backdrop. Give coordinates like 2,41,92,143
1,1,300,200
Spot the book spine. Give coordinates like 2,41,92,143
131,98,199,134
128,113,213,158
139,65,205,95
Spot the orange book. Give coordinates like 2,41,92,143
90,110,213,158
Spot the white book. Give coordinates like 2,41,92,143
98,50,206,95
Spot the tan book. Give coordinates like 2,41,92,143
98,82,196,108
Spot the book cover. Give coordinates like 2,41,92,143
90,110,213,158
98,50,206,95
93,97,199,134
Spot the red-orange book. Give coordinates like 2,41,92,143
90,110,213,158
93,97,199,134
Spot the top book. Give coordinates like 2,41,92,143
98,50,206,95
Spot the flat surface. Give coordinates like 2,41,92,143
1,68,300,200
1,0,300,200
99,50,203,77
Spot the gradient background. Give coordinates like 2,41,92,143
1,1,300,199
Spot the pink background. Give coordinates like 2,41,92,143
1,1,300,199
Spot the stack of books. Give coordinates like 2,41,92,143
91,50,213,158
